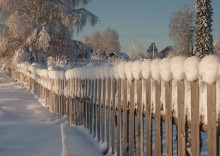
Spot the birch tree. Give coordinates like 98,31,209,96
0,0,98,63
169,6,195,57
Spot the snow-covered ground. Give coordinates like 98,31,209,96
0,70,103,156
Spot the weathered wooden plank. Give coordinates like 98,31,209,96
191,80,200,156
94,79,97,138
102,79,106,142
155,81,162,156
129,80,135,156
123,80,128,156
145,79,152,156
90,80,94,134
165,81,173,156
107,79,111,150
98,79,102,141
177,80,185,156
117,79,122,156
207,83,219,156
84,79,88,128
137,80,143,156
112,80,116,154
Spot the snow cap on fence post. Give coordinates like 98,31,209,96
132,61,142,80
184,56,200,82
109,65,115,79
114,64,119,80
125,61,134,82
118,62,126,80
99,66,105,80
151,59,161,81
159,58,172,81
199,55,219,84
104,65,111,79
171,56,186,81
141,59,151,80
95,66,100,79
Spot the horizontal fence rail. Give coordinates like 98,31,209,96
13,55,220,156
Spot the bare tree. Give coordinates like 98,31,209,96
195,0,213,57
84,27,120,59
0,0,98,63
169,6,195,57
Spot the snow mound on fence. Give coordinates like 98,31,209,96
159,58,172,81
184,56,200,82
171,56,186,81
199,55,219,84
17,55,220,83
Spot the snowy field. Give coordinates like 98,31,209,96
0,69,104,156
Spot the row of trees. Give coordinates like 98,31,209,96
0,0,98,64
84,27,120,59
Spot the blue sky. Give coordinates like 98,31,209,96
75,0,220,54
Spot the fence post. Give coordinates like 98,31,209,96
91,80,94,134
102,79,106,143
207,83,218,156
129,80,135,156
137,80,143,156
191,80,200,156
145,79,152,156
94,79,97,138
123,79,128,155
107,79,111,150
112,79,116,154
117,79,122,156
98,79,102,141
177,80,185,156
155,81,162,156
165,81,173,156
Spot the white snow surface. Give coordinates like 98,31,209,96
0,70,104,156
132,61,142,80
171,56,186,81
184,56,200,82
199,55,219,84
151,59,161,81
141,59,151,79
159,58,172,81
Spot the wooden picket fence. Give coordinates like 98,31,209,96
13,69,220,156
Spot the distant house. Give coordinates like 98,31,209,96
158,46,172,58
109,51,129,60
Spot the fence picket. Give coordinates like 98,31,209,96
155,81,162,156
117,79,122,156
165,81,173,156
207,83,219,156
123,80,128,156
112,80,116,154
107,79,111,150
98,79,102,141
102,79,106,142
191,80,200,156
177,81,185,156
137,80,143,156
129,80,135,156
145,79,152,156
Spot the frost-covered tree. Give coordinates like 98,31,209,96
102,27,120,54
169,6,195,56
84,27,120,59
0,0,98,64
195,0,213,57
